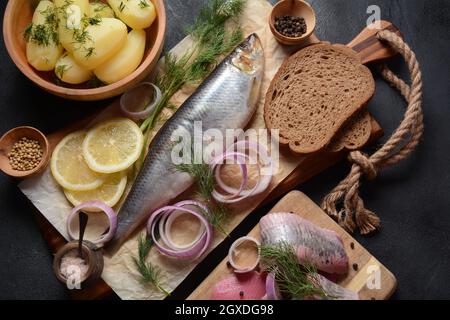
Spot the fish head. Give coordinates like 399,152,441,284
230,33,264,77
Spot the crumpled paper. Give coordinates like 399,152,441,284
19,0,306,300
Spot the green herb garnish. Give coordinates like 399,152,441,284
72,28,90,44
133,234,170,296
23,5,59,46
260,242,330,300
175,162,228,234
118,1,126,12
139,0,246,134
55,64,71,80
24,23,33,42
139,0,151,9
83,15,102,26
84,46,95,58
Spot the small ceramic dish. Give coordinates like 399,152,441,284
269,0,316,46
0,126,50,178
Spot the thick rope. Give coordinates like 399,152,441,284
321,30,424,234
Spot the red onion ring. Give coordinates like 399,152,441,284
228,236,261,274
211,140,273,204
211,152,249,203
265,273,281,300
67,201,118,247
120,82,162,120
147,200,214,260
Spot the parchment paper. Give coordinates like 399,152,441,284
19,0,306,300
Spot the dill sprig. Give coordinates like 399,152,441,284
139,0,151,9
139,0,246,134
260,242,330,300
55,63,71,80
133,234,171,296
175,162,228,235
24,5,59,46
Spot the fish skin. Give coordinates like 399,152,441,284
211,272,267,300
107,34,264,254
310,274,359,300
260,213,349,274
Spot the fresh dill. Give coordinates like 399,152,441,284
24,23,33,42
72,28,90,45
55,64,71,80
84,46,96,58
83,15,102,26
260,242,330,300
24,6,59,46
175,162,228,234
133,234,171,296
139,0,246,134
139,0,151,9
118,1,126,12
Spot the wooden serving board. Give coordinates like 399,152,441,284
188,191,397,300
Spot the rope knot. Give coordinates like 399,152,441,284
348,151,377,180
321,29,423,235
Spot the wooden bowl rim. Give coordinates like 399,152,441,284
269,0,316,43
0,126,50,178
2,0,167,100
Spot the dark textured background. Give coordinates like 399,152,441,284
1,0,449,300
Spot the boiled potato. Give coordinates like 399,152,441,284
108,0,156,29
55,53,92,84
72,18,127,70
89,2,115,18
94,29,146,84
54,0,90,52
26,1,63,71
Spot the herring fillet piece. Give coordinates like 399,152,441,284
107,34,264,254
260,213,349,274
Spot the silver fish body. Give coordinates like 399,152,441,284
107,34,264,253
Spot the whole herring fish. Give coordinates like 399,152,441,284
107,34,264,254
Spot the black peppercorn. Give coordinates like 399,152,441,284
239,291,244,297
275,15,307,38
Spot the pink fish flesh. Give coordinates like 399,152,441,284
211,272,267,300
260,213,349,274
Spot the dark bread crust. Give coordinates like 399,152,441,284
264,43,375,154
327,107,372,152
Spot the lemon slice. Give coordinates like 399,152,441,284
64,172,128,210
82,118,144,173
51,131,105,191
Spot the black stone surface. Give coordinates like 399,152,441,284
0,0,449,300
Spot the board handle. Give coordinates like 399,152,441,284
347,20,402,65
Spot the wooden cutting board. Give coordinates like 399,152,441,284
188,191,397,300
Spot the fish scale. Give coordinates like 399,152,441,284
260,213,349,274
107,34,264,254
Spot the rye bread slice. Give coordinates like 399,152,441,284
264,43,375,154
328,108,372,152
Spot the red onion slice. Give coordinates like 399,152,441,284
147,201,213,260
67,201,118,247
120,82,162,120
212,140,273,204
211,152,249,203
265,273,281,300
228,236,261,274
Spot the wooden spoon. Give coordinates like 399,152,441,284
78,212,89,259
